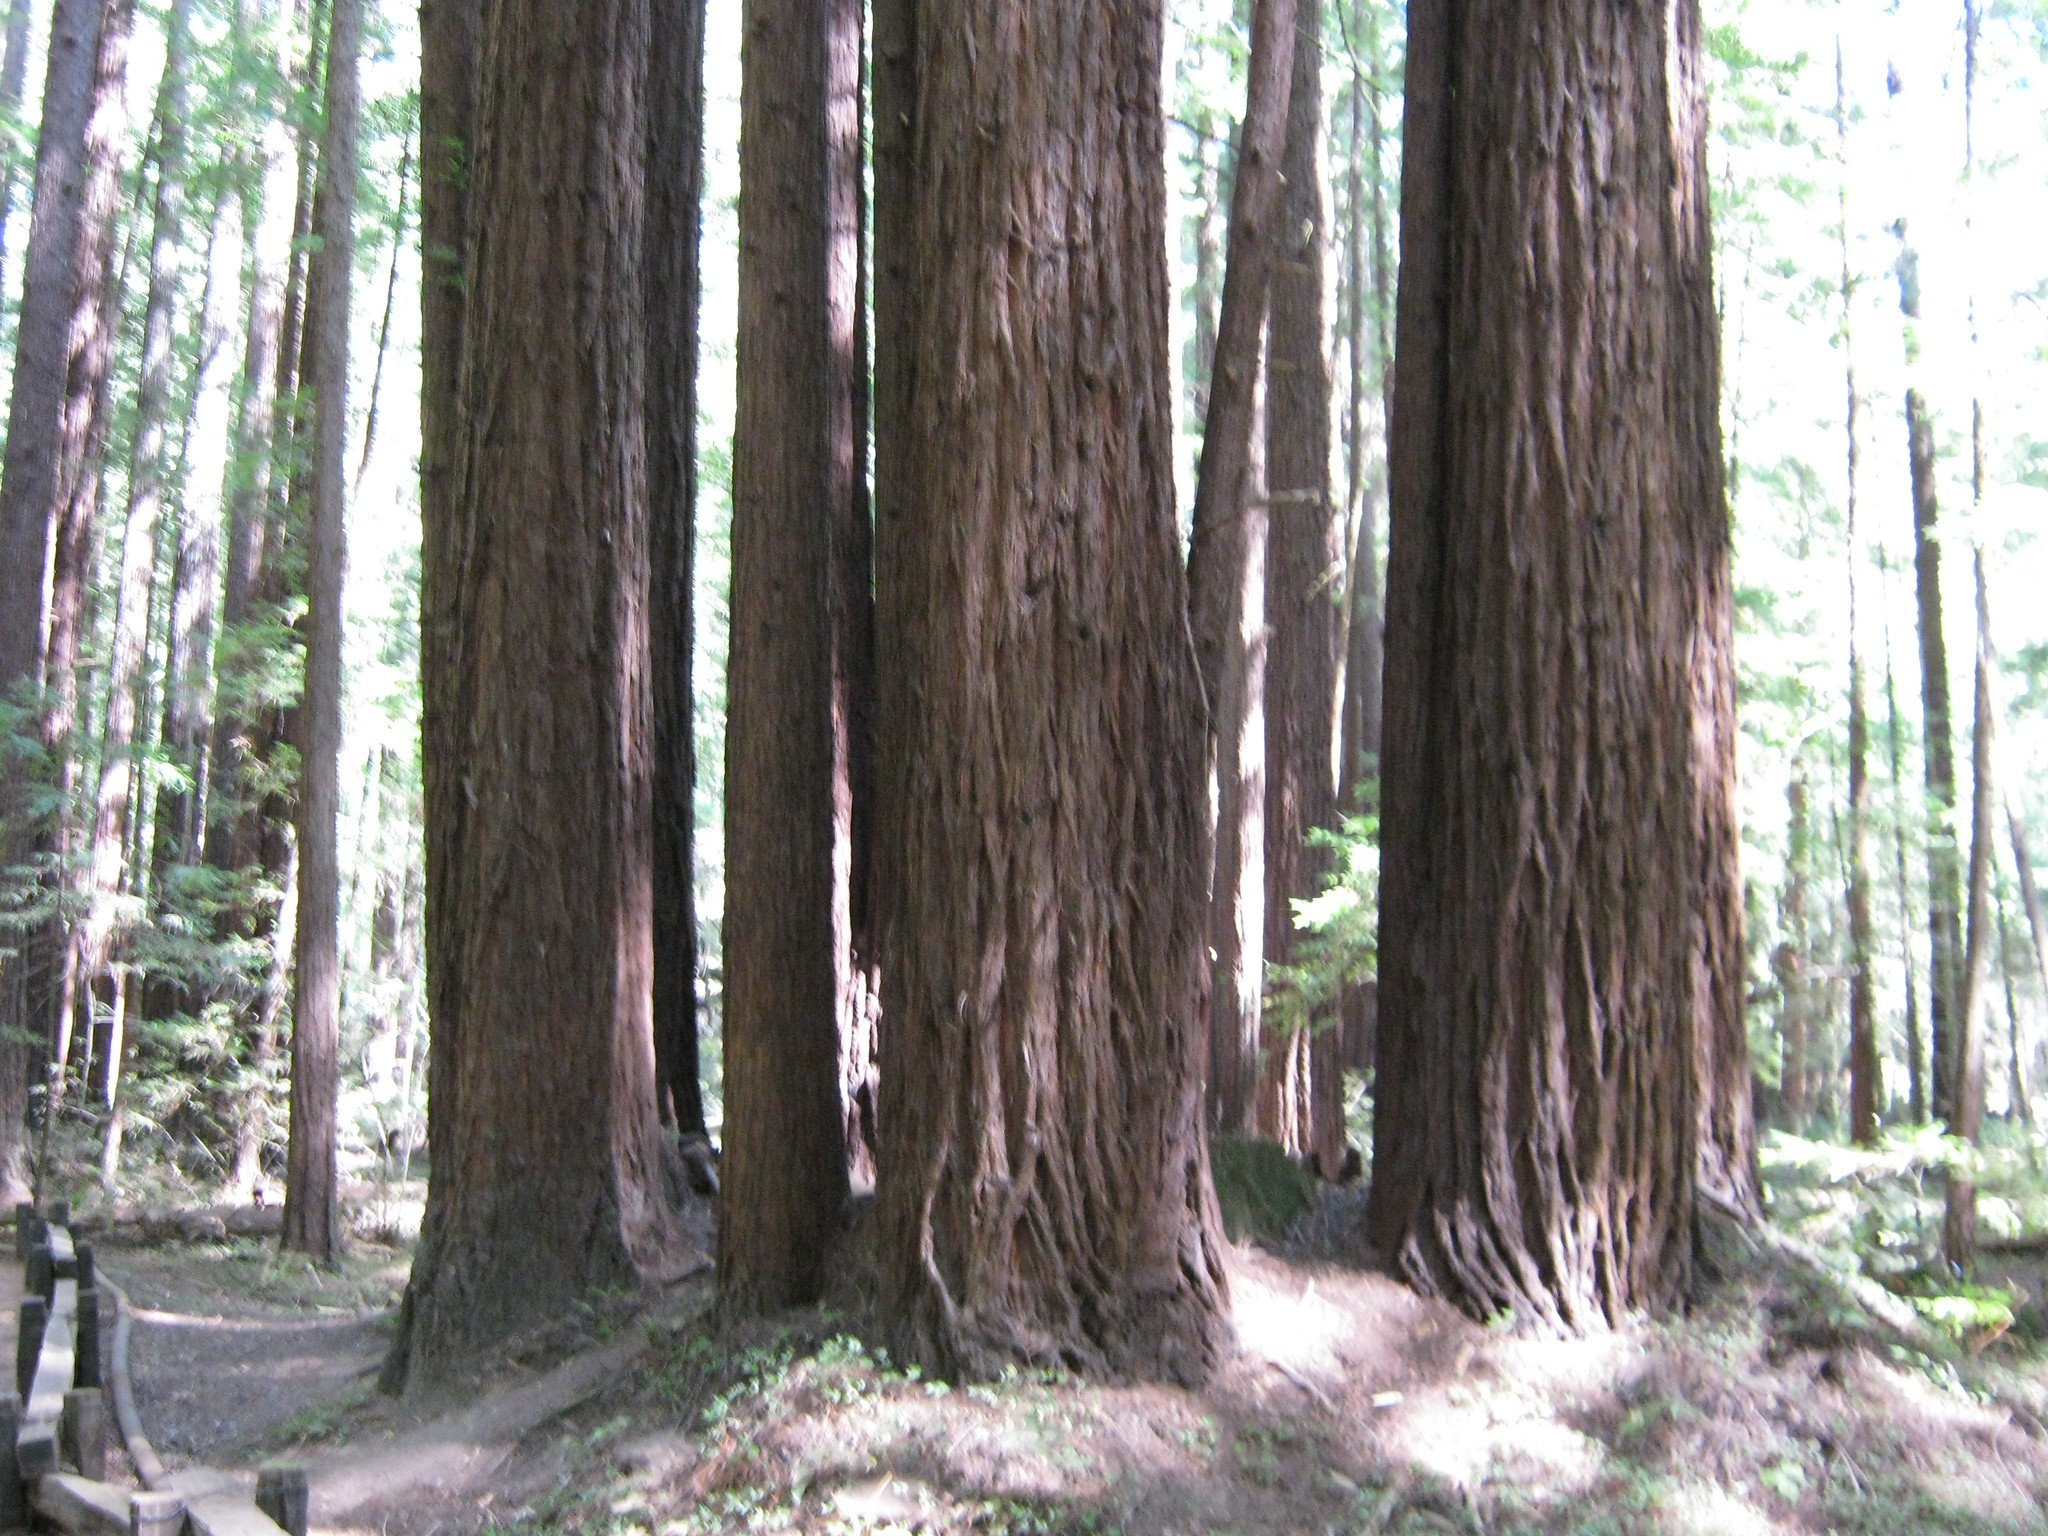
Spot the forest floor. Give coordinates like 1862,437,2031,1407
85,1138,2048,1536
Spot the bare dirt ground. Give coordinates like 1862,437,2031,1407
75,1189,2048,1536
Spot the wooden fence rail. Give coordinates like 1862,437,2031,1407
5,1205,305,1536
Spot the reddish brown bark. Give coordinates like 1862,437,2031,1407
719,0,867,1311
647,0,707,1141
281,0,360,1263
1370,0,1731,1326
389,0,683,1390
873,0,1230,1383
1183,0,1292,1137
1260,0,1344,1178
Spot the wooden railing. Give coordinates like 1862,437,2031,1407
5,1204,308,1536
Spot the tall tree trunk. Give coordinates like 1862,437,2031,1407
1183,0,1293,1137
1337,0,1387,793
1892,189,1961,1122
873,0,1231,1383
380,0,477,1396
2009,802,2048,1024
648,0,707,1142
1998,890,2029,1126
388,0,684,1392
280,0,359,1262
720,0,868,1310
0,0,36,281
1778,762,1812,1128
1838,37,1878,1146
1885,585,1926,1121
75,0,196,1065
1370,0,1730,1325
1945,552,1994,1271
1261,0,1343,1177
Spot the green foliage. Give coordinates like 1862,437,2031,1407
1208,1134,1316,1242
1262,804,1379,1044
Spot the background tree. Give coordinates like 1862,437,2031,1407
718,0,866,1313
282,0,361,1262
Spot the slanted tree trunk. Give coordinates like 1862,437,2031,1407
873,0,1231,1383
388,0,683,1392
720,0,868,1310
1261,0,1344,1177
281,0,359,1262
1998,891,2029,1126
648,0,707,1143
1369,0,1730,1325
2010,802,2048,1022
1183,0,1292,1138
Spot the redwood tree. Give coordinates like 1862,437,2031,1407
1369,0,1735,1326
282,0,360,1262
873,0,1230,1383
1260,0,1344,1176
388,0,684,1390
718,0,867,1313
648,0,708,1142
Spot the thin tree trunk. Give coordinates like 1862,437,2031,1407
1998,889,2029,1126
0,0,37,282
1261,0,1344,1177
1945,552,1994,1271
2009,802,2048,1019
1885,575,1926,1121
1183,0,1292,1137
873,0,1231,1383
389,0,684,1391
1838,36,1879,1145
1779,761,1812,1128
352,135,410,492
281,0,360,1262
648,0,706,1142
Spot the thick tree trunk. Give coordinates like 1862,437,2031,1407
648,0,707,1142
389,0,683,1391
379,0,478,1397
720,0,868,1310
873,0,1231,1384
281,0,358,1262
1182,0,1292,1137
1260,0,1344,1177
1369,0,1728,1326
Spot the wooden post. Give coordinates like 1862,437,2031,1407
17,1297,46,1397
255,1466,309,1536
61,1388,107,1481
47,1200,69,1228
13,1203,34,1258
130,1490,186,1536
74,1240,94,1291
0,1393,24,1530
74,1289,100,1390
27,1242,53,1300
